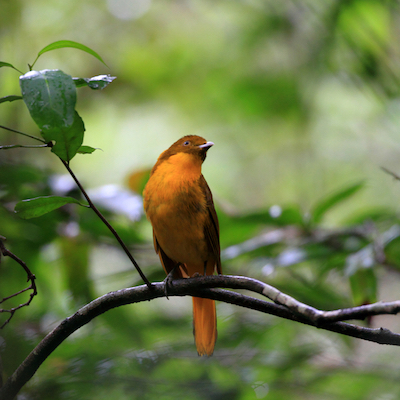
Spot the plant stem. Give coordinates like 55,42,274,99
0,125,46,143
0,144,49,150
61,159,152,288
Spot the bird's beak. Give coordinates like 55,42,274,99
198,141,214,151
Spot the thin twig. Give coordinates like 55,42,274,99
0,144,49,150
0,237,37,329
381,166,400,181
0,125,46,143
60,159,151,288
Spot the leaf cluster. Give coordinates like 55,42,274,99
1,40,114,163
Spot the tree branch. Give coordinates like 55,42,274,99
1,274,400,399
0,237,37,329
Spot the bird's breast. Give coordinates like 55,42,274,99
144,163,208,267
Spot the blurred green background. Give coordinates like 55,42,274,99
2,0,400,399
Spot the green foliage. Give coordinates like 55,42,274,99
310,181,364,225
19,69,77,131
46,110,85,161
0,41,112,220
2,3,400,400
77,145,97,154
349,268,377,306
0,61,23,73
73,75,116,90
19,69,84,161
384,235,400,270
15,195,86,219
31,40,107,69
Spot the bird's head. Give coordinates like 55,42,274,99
159,135,214,164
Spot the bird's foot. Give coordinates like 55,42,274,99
163,263,181,299
190,261,208,278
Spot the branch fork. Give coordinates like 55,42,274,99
0,237,37,329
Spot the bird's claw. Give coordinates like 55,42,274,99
163,271,174,299
163,263,181,299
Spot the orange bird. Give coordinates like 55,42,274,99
143,135,222,356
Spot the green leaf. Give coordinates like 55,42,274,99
218,205,304,248
45,111,86,162
77,145,97,154
0,61,23,73
15,196,85,219
59,238,94,304
19,69,85,161
276,277,350,311
311,182,364,225
349,268,377,306
383,234,400,270
20,69,77,133
73,75,116,90
338,1,390,57
0,61,16,68
0,95,23,104
32,40,107,68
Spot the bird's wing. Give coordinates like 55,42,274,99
153,231,175,274
200,175,222,274
153,231,185,277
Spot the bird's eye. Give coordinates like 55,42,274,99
183,141,190,146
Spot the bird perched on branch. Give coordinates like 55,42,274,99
143,135,221,356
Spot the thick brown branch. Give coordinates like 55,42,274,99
1,275,400,399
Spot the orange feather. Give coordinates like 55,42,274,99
143,135,221,356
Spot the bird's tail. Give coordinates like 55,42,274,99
192,297,217,356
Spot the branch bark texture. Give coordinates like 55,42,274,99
1,275,400,400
